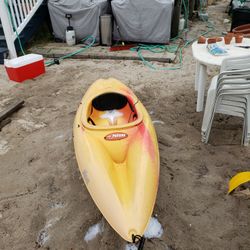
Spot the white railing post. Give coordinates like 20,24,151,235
16,0,44,35
0,0,17,58
0,0,43,59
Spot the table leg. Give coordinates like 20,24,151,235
196,63,207,112
195,61,200,91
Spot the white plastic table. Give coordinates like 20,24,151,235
192,38,250,112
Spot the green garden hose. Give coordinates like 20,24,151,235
131,0,217,71
4,0,25,55
4,0,215,71
45,35,95,66
130,44,183,71
4,0,95,66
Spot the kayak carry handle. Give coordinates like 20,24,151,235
132,234,146,250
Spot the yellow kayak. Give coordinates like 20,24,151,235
73,78,160,242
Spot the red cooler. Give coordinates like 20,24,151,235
4,54,45,83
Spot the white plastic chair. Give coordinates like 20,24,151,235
201,55,250,144
220,55,250,72
201,68,250,145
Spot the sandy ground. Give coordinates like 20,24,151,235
1,1,250,249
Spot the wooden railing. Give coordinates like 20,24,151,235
0,0,43,58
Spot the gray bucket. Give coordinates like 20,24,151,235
100,15,112,46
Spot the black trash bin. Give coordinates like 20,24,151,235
231,8,250,31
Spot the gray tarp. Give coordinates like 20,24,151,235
111,0,174,43
232,0,250,9
48,0,109,43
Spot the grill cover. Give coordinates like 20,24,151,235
111,0,174,43
48,0,109,43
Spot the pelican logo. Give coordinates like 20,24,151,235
105,132,128,141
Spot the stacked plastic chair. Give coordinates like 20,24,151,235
201,55,250,145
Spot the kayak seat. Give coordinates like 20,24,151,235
88,93,137,126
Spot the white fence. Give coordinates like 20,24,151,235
0,0,43,58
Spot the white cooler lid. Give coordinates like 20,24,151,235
4,54,43,68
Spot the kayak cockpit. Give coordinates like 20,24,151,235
86,92,139,127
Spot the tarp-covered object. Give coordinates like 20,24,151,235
111,0,174,43
48,0,109,43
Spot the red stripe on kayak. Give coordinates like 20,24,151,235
138,123,155,161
